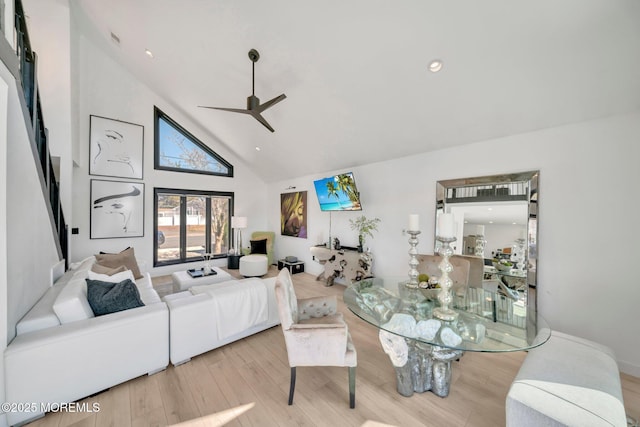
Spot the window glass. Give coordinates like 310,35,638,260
155,189,233,266
211,197,230,254
186,196,206,259
154,107,233,177
156,193,181,264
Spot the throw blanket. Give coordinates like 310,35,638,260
190,278,268,340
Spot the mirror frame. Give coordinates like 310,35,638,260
435,170,539,312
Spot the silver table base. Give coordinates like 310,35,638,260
386,339,463,397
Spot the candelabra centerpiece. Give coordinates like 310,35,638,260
433,235,458,321
433,212,459,322
474,225,486,257
511,237,526,273
475,235,485,257
405,229,421,289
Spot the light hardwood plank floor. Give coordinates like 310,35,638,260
26,266,640,427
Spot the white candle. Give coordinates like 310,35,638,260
438,213,455,238
408,214,420,231
476,225,485,236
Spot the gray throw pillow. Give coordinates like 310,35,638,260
86,278,145,316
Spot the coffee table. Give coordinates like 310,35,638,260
344,277,550,397
171,267,233,292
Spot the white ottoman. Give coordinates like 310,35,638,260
239,254,268,277
171,267,233,292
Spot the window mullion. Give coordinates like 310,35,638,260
180,196,187,261
205,198,212,253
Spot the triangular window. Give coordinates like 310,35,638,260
154,107,233,177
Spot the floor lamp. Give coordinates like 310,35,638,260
231,216,247,254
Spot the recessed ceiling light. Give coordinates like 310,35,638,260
145,49,154,58
255,146,261,151
428,59,443,73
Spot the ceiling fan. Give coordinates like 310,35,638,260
199,49,286,132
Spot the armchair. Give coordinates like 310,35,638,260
274,268,357,408
250,231,275,265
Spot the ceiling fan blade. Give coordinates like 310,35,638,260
250,111,276,132
198,106,251,115
199,50,285,132
257,94,287,113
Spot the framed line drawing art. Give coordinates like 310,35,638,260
89,115,144,179
90,179,144,239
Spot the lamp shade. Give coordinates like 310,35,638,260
232,216,247,229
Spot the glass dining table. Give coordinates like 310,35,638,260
343,277,550,397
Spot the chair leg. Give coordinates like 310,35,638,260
288,367,296,405
348,366,356,409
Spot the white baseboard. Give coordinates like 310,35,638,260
618,359,640,378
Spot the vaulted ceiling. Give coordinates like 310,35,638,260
72,0,640,182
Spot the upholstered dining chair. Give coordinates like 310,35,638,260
416,254,471,302
274,268,357,408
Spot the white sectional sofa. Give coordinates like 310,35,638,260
506,330,627,426
4,257,169,427
164,277,280,365
4,257,281,426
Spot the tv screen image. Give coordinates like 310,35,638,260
313,172,362,211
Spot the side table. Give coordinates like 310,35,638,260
278,259,305,274
227,254,243,269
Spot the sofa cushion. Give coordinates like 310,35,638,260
52,277,95,324
16,280,66,335
88,269,159,305
69,256,96,272
91,263,128,275
88,269,135,284
86,279,145,316
95,247,142,279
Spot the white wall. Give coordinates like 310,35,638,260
69,28,269,276
1,52,61,427
23,0,73,233
0,64,9,427
268,111,640,376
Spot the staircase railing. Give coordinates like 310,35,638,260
13,0,68,266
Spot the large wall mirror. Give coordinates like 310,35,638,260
435,171,539,311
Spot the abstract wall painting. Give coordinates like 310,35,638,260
89,115,144,179
281,191,307,238
90,179,144,239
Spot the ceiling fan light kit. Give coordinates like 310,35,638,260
199,49,286,132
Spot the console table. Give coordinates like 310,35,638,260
344,277,550,397
310,246,373,286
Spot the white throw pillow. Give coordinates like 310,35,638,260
52,278,95,324
87,269,135,284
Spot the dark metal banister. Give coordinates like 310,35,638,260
12,0,69,267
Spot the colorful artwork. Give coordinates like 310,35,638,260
281,191,307,238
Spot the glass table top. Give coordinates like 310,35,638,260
344,277,550,353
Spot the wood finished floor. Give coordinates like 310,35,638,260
26,266,640,427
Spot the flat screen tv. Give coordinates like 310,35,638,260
313,172,362,211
